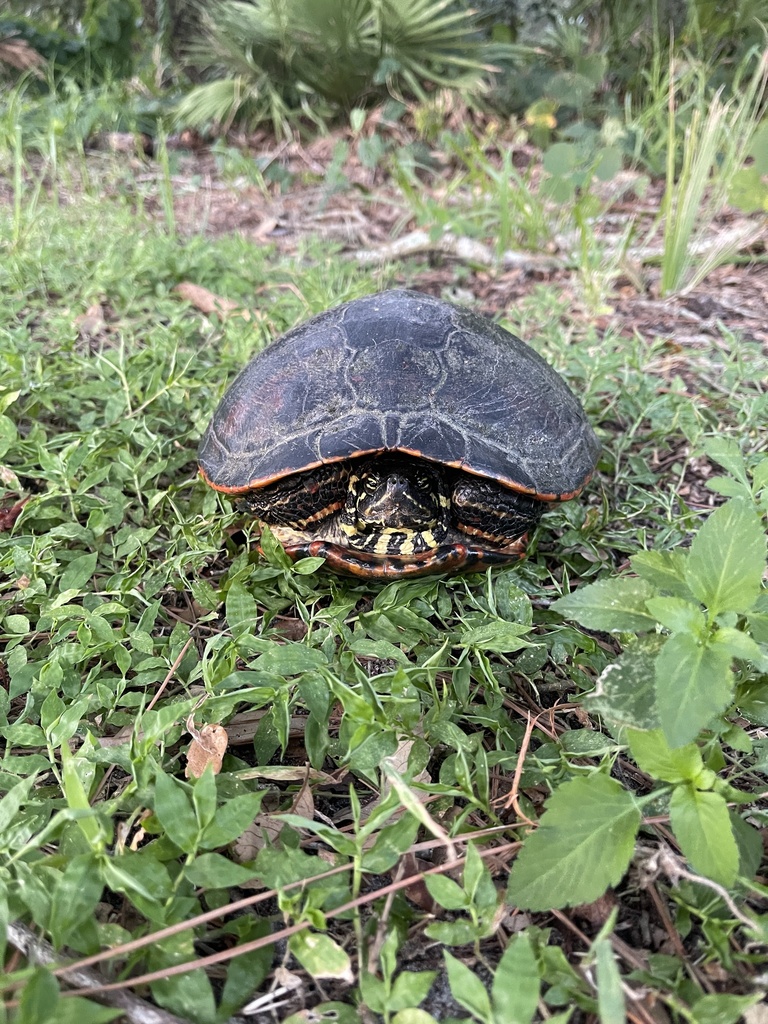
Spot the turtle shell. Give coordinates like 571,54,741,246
199,289,600,501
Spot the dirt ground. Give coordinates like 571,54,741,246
148,135,768,355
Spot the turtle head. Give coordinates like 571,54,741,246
342,457,449,554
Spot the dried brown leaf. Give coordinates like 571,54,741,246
74,303,106,339
0,496,29,532
232,814,283,861
174,282,255,321
185,722,228,778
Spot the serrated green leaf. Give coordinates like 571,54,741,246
670,786,739,886
645,596,705,635
655,632,734,747
702,438,750,489
507,774,640,911
748,604,768,644
626,729,703,783
685,499,765,616
491,932,539,1024
586,641,662,732
552,577,658,632
712,626,765,666
631,549,693,599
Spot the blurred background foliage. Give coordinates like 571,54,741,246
0,0,765,153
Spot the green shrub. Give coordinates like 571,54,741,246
176,0,516,134
1,0,141,85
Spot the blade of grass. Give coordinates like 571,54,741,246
659,50,768,295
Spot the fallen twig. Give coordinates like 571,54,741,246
6,922,187,1024
353,229,562,272
352,220,765,280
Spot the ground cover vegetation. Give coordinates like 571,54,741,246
1,0,768,1021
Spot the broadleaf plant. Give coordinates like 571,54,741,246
554,478,766,748
509,446,768,911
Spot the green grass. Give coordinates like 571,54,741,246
656,51,768,296
1,152,767,1024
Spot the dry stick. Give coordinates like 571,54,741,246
46,862,353,982
353,230,563,271
642,881,715,997
5,922,187,1024
352,222,764,274
54,842,522,1000
146,638,194,713
25,823,523,993
502,711,540,825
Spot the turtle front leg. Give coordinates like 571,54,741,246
240,464,349,528
451,477,545,547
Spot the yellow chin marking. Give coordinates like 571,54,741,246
369,528,439,557
373,533,393,556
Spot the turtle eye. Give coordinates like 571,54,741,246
363,473,380,493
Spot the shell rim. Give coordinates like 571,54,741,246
198,445,596,504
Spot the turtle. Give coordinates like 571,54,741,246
198,289,600,578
